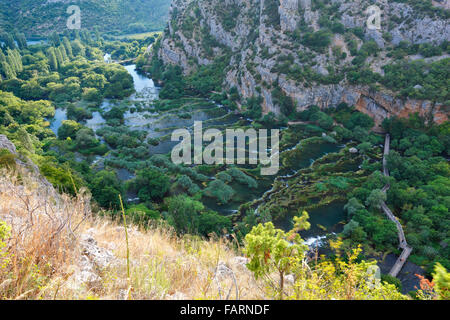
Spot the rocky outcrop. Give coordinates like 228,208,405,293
388,2,450,45
68,230,118,291
154,0,449,125
0,135,18,155
0,135,57,191
279,0,300,32
351,88,448,126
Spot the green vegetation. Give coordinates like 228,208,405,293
264,0,281,28
0,148,16,170
130,167,171,202
382,59,449,103
0,0,170,37
204,179,235,204
245,212,310,300
301,30,332,53
164,195,231,236
244,216,407,300
381,116,449,271
75,0,450,290
0,35,134,103
1,0,449,300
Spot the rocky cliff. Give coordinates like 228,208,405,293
153,0,449,125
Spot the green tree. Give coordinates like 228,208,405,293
198,212,232,236
344,198,365,217
342,220,367,242
58,45,68,63
71,39,85,57
357,142,372,154
82,88,102,103
1,33,16,49
365,189,387,210
57,120,83,140
126,204,160,225
132,167,170,201
165,195,204,234
244,211,310,300
50,32,60,46
53,46,63,66
204,179,235,204
90,170,123,209
175,174,200,195
1,61,15,79
47,47,58,71
62,37,73,58
75,128,100,150
432,263,450,300
14,31,27,50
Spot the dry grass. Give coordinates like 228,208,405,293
0,169,409,300
77,220,265,300
0,169,265,300
0,169,89,299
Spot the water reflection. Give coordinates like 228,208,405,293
124,64,159,98
49,108,67,134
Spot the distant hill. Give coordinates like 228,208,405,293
0,0,171,37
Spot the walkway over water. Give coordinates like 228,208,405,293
381,134,413,277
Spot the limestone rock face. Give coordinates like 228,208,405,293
153,0,449,125
279,0,300,32
0,135,18,155
350,88,448,126
80,232,116,271
389,2,450,45
215,261,234,280
284,274,295,285
0,135,57,191
68,231,117,291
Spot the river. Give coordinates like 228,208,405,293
46,52,426,294
49,62,348,246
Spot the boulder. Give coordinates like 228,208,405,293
0,135,18,155
231,256,249,270
215,261,234,280
284,274,295,285
80,233,115,270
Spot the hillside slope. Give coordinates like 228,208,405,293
0,0,171,36
0,134,262,300
0,135,416,300
152,0,449,126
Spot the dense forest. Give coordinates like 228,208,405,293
0,0,171,37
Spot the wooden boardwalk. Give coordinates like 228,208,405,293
381,134,413,277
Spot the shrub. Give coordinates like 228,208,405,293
131,168,170,201
126,204,160,225
204,179,235,204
